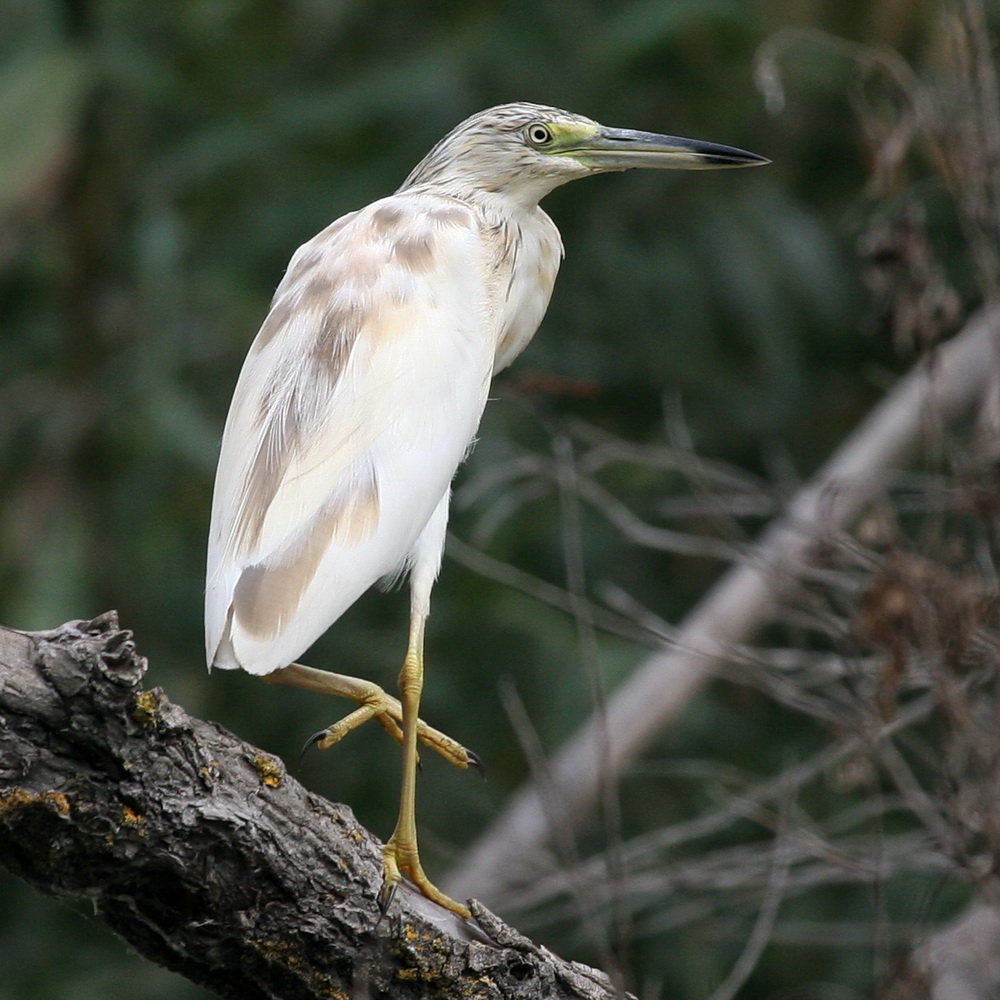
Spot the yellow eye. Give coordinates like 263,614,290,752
525,123,553,146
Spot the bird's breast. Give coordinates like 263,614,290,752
490,209,563,373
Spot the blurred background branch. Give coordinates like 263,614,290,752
445,307,998,909
2,0,1000,998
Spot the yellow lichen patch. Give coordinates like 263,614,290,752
198,760,222,781
132,689,163,727
122,805,144,827
394,925,462,992
249,939,350,999
0,789,70,817
252,753,283,788
395,960,451,988
310,980,349,1000
250,938,302,970
402,924,443,949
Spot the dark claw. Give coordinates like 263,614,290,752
467,749,486,780
378,881,398,917
299,729,328,764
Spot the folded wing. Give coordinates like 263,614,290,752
206,195,493,674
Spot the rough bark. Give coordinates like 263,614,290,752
0,612,625,1000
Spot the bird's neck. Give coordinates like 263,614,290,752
399,173,563,221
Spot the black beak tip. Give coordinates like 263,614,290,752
712,149,770,168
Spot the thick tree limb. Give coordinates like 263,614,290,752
912,891,1000,1000
0,612,625,1000
446,310,999,907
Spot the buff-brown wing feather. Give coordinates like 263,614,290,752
205,194,496,674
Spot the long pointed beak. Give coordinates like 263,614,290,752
567,126,769,171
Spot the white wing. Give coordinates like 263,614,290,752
206,194,495,675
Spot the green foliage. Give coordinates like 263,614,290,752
0,0,987,997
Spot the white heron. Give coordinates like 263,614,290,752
205,102,766,916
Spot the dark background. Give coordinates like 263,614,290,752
0,0,990,996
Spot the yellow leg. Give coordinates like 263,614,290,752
265,662,475,770
381,611,470,918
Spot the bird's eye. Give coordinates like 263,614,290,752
525,123,554,147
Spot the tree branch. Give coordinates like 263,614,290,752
0,612,626,1000
446,309,999,907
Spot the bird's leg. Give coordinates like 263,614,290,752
265,663,474,770
381,608,471,918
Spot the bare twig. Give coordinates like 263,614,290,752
445,311,997,907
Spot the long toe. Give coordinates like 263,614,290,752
382,837,470,919
414,720,476,770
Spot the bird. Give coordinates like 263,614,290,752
205,102,767,918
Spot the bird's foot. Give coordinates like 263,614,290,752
312,688,476,771
268,663,478,770
381,834,471,919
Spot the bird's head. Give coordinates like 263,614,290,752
400,102,768,208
